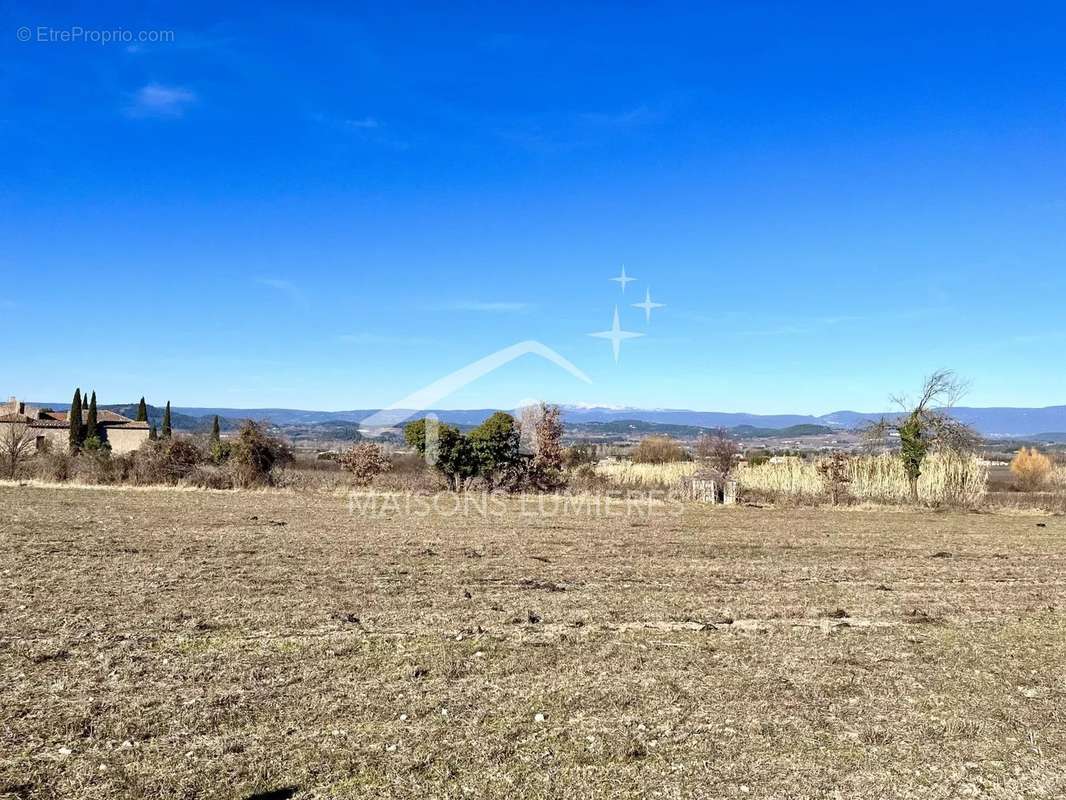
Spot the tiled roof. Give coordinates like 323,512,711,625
0,414,67,428
48,409,141,424
98,410,136,423
1,404,149,431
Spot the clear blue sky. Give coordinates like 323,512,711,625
3,3,1064,413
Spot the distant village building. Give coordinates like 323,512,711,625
0,397,149,454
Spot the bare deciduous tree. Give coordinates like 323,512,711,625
1,423,36,479
518,403,566,490
868,369,979,503
695,429,740,476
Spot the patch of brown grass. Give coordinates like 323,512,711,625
2,486,1065,798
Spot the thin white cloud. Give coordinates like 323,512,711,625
344,117,380,129
256,277,308,308
126,83,197,118
309,112,408,149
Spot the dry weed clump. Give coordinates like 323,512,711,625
31,439,204,487
1051,465,1066,490
227,421,294,488
339,442,392,486
36,450,74,482
568,463,613,493
1010,447,1053,490
129,438,204,484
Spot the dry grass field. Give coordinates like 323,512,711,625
2,485,1065,799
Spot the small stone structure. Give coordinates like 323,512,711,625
678,474,739,504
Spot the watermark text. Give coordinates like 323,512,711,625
17,26,175,45
347,490,684,520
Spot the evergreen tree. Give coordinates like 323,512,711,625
161,401,172,439
85,391,98,439
149,425,158,441
210,415,224,463
468,411,521,490
68,388,83,452
136,397,148,422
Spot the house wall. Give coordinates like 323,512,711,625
1,421,149,456
0,424,68,454
103,426,150,454
33,427,68,453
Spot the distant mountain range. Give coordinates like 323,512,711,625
32,403,238,434
559,405,1066,437
563,405,1066,438
567,420,836,439
32,402,1066,438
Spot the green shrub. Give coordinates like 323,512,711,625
211,439,231,465
468,412,523,489
405,419,479,490
82,434,110,453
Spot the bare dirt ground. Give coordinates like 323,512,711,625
2,486,1065,799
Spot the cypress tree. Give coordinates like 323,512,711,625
85,391,98,440
209,415,223,463
149,425,158,441
68,388,83,451
136,397,148,422
162,401,172,439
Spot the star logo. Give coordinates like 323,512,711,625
609,265,636,292
631,288,665,323
589,306,644,362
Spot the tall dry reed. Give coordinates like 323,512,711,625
595,459,698,488
736,451,988,507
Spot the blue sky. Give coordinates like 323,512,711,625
3,3,1065,413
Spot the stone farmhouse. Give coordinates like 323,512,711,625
0,397,150,454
